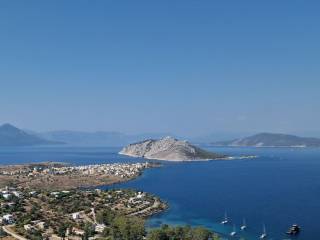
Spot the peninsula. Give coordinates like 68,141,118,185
0,162,157,190
0,162,219,240
119,136,227,161
212,133,320,147
0,186,168,240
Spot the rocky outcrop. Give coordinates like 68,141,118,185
119,136,226,161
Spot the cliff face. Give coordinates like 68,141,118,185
119,136,226,161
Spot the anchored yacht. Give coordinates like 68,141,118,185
230,224,237,236
221,212,229,224
259,224,267,239
240,218,247,230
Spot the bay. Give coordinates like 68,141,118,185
0,146,319,239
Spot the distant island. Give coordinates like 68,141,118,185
212,132,320,147
0,123,64,146
120,136,227,161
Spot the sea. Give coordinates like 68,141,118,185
0,146,319,240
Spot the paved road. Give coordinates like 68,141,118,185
2,225,27,240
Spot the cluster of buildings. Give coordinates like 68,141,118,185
128,191,147,204
0,162,151,179
70,208,107,237
102,190,155,216
1,187,22,200
0,185,166,240
0,187,22,225
24,220,46,232
65,162,151,178
0,214,15,225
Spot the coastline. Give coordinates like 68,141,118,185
119,152,257,162
211,145,309,148
0,186,169,239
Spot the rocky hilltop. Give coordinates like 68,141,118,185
119,136,226,161
212,133,320,147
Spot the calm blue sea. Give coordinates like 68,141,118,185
0,146,319,240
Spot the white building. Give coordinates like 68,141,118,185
2,193,11,200
95,224,106,233
24,224,33,231
72,212,80,220
73,228,85,236
12,191,21,198
2,214,15,224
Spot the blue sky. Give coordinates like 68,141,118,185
0,1,319,136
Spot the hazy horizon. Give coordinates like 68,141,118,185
2,122,320,141
1,1,319,137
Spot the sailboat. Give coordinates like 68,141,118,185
259,224,267,239
240,218,247,230
230,224,237,236
221,212,229,224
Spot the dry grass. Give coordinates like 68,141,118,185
0,174,128,190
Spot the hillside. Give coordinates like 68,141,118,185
0,124,63,146
120,136,226,161
212,133,320,147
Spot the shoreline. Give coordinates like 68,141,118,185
119,152,258,162
211,145,312,148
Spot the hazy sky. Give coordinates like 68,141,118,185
0,1,319,136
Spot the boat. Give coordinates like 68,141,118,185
259,224,267,239
230,224,237,236
221,212,229,224
240,218,247,230
286,224,301,235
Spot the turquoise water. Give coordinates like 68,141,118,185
0,146,319,239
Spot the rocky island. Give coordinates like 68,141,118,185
119,136,226,161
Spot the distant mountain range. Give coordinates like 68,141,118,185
3,124,169,147
0,124,63,146
37,131,175,147
2,123,320,148
37,130,129,147
212,133,320,147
